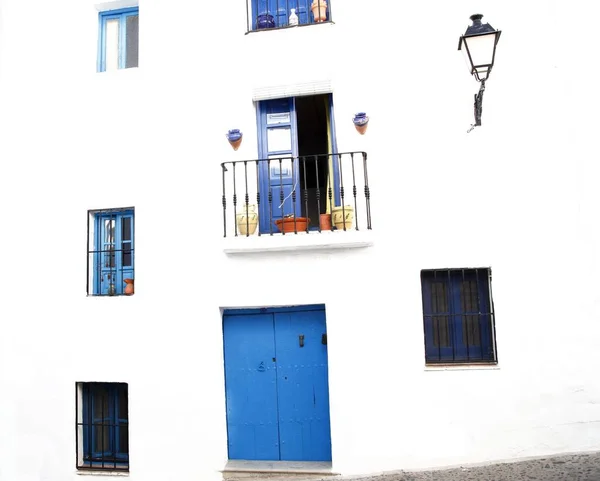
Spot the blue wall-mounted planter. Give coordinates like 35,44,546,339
226,129,243,151
353,112,369,135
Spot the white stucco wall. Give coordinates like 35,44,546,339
1,0,600,480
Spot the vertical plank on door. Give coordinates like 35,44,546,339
223,313,279,460
274,309,332,461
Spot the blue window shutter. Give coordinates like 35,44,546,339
327,94,341,207
422,273,455,362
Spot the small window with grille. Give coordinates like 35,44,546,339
76,382,129,471
420,268,497,364
87,208,134,296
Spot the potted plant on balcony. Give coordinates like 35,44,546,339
275,214,310,233
311,0,327,22
319,213,332,231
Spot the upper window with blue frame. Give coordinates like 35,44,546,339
420,268,497,364
249,0,329,31
76,382,129,471
87,208,135,296
98,7,139,72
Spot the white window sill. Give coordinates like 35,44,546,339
223,230,374,254
424,364,500,372
76,470,129,476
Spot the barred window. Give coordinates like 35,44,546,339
421,268,497,364
87,208,134,296
76,382,129,471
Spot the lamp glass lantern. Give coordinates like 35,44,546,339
458,14,501,82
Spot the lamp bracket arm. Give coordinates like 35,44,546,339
468,79,486,133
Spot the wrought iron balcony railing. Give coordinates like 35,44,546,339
221,151,371,238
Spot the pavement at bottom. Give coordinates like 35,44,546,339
339,451,600,481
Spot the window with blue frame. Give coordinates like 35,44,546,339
250,0,329,31
87,208,134,296
98,7,139,72
420,268,497,364
76,382,129,471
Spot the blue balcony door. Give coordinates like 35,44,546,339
257,98,301,233
223,306,332,461
257,95,341,233
95,211,134,295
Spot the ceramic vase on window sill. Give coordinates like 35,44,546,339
124,278,134,295
257,14,275,29
311,0,327,22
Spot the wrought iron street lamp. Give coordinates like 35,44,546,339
458,14,501,132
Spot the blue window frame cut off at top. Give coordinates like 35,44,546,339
421,268,497,364
80,383,129,469
98,7,139,72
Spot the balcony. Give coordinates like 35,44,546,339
221,151,373,253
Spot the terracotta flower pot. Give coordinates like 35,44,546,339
311,0,327,22
124,278,134,295
275,216,310,233
320,213,332,231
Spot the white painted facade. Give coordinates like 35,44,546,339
1,0,600,480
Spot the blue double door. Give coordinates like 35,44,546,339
223,306,332,461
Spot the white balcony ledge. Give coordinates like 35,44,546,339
223,230,374,254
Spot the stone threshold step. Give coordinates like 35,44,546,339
222,460,339,476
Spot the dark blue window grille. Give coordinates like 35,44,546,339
77,382,129,471
87,208,135,296
421,268,497,364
